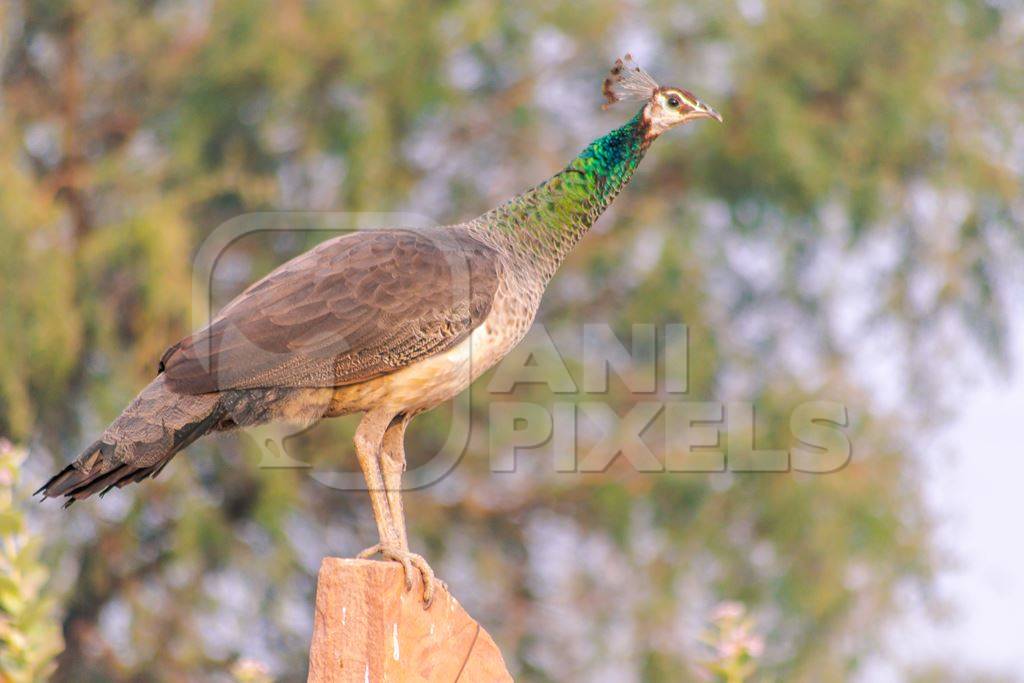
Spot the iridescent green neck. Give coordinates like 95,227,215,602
474,109,652,280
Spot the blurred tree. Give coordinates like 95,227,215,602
0,0,1020,680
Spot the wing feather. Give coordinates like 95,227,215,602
161,228,500,393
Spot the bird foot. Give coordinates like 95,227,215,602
357,544,446,608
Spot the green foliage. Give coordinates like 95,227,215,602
0,440,64,682
0,130,80,440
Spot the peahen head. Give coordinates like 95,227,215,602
602,54,722,138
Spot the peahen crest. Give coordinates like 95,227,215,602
602,54,660,109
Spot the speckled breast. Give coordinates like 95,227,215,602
327,268,542,416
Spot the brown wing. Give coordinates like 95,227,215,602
160,228,501,394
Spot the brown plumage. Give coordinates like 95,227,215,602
162,228,500,392
38,377,226,505
38,227,499,505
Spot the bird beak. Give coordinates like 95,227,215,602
697,102,723,123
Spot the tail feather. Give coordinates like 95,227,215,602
35,441,106,496
38,376,226,506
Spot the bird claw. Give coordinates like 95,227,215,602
357,544,442,608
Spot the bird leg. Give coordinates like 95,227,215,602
380,413,411,551
353,410,441,607
352,410,398,546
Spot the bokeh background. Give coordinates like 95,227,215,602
1,0,1023,681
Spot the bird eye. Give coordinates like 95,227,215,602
667,96,681,108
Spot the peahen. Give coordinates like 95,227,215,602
39,55,721,605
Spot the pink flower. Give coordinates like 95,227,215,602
711,601,745,621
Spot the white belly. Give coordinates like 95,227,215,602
327,280,538,415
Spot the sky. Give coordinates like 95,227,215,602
896,310,1024,679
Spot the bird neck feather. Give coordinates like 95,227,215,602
477,109,652,281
